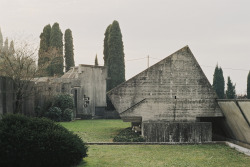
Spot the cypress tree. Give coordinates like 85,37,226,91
213,65,225,99
0,28,3,51
49,22,64,76
95,54,99,66
64,29,75,72
107,20,125,91
226,76,236,99
2,38,8,54
38,24,51,73
9,40,15,56
247,71,250,99
103,24,111,66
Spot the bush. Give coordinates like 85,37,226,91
0,114,88,167
44,107,62,122
62,108,73,121
54,94,74,111
42,94,74,122
113,127,145,142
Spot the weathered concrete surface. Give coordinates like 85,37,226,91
217,101,250,144
61,64,107,117
0,77,14,115
35,64,108,118
142,122,212,142
237,101,250,125
107,46,223,122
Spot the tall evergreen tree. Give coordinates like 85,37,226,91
226,76,236,99
95,54,99,66
247,71,250,99
38,24,51,73
107,20,125,91
2,38,8,54
103,24,111,66
64,29,75,72
49,22,64,76
8,40,15,56
213,65,225,99
0,28,3,51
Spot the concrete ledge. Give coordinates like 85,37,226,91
225,142,250,156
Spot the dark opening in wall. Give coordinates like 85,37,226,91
174,96,176,99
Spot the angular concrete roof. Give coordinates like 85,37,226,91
107,46,223,122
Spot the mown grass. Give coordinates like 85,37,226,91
60,119,130,142
80,144,250,167
60,120,250,167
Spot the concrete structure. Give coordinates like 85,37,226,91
217,100,250,144
107,46,224,142
36,64,108,118
0,77,14,115
0,64,107,118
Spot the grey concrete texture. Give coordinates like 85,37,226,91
237,101,250,125
142,122,212,142
218,101,250,144
107,46,223,122
35,64,107,117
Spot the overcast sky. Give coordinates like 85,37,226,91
0,0,250,94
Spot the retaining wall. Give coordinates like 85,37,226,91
142,122,212,142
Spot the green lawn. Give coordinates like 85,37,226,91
79,145,250,167
60,119,130,142
60,119,250,167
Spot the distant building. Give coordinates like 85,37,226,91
35,64,107,118
108,46,224,142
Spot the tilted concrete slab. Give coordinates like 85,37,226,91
107,46,223,122
237,101,250,125
217,101,250,143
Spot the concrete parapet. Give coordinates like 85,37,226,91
142,122,212,142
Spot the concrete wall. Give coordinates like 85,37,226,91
217,100,250,144
142,122,212,142
0,77,14,115
35,65,107,118
76,65,107,116
0,76,35,116
108,46,223,122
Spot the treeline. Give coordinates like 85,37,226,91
103,20,125,109
38,23,75,77
0,28,15,57
212,64,250,99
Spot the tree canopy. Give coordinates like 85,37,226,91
247,71,250,99
226,76,236,99
64,29,75,72
48,23,64,76
212,65,225,99
95,54,99,66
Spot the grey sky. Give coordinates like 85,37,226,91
0,0,250,94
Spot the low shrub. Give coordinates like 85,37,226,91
44,107,62,122
113,127,145,142
0,114,88,167
54,94,74,111
62,108,73,122
41,94,74,122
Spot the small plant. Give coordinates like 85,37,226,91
113,127,145,142
45,107,62,122
54,94,74,111
41,94,74,122
62,108,73,121
0,114,88,167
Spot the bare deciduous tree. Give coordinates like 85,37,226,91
0,42,44,113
